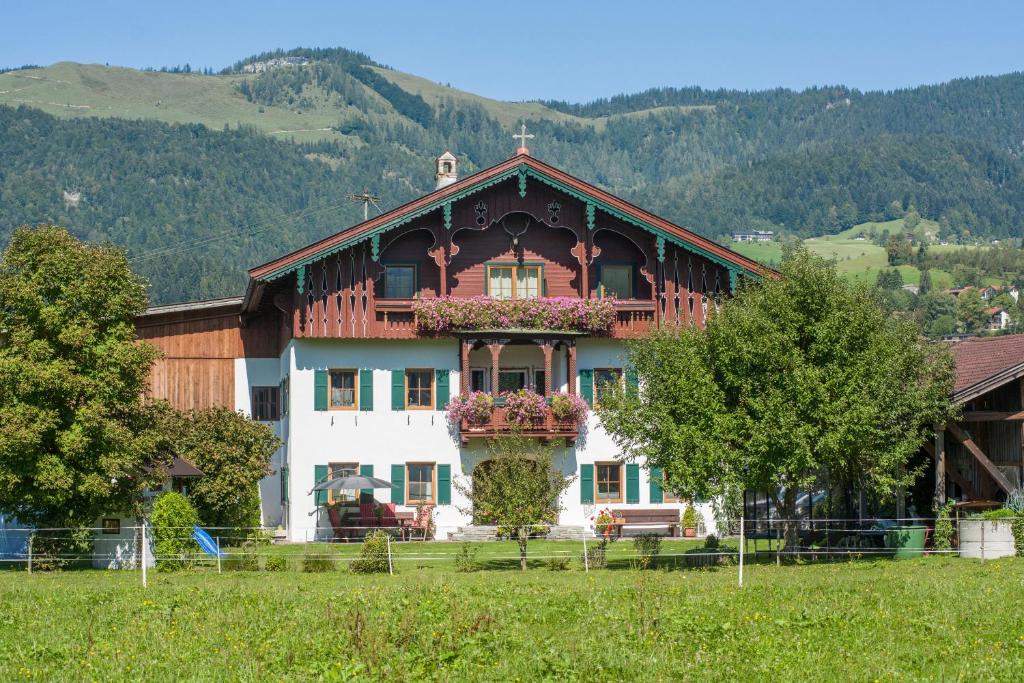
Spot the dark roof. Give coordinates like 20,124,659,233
138,297,243,319
144,456,204,478
952,334,1024,401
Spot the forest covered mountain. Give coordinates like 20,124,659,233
1,46,1023,303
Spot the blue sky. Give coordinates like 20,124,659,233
2,1,1021,102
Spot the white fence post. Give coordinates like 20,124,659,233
141,522,148,589
386,534,394,575
582,532,589,573
27,534,32,574
738,516,745,588
216,537,222,574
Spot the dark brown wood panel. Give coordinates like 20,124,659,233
146,357,234,410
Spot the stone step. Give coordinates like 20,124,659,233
446,524,588,542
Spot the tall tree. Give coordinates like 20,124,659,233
598,246,954,550
454,434,574,570
0,226,163,528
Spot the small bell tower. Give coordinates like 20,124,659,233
435,151,458,189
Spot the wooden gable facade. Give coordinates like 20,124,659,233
243,152,770,341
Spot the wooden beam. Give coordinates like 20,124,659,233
923,439,977,499
960,410,1024,422
947,423,1016,494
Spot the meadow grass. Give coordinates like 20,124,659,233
2,552,1022,681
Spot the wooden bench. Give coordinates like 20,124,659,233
612,509,680,538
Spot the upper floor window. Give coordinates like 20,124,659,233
406,369,434,409
596,462,623,503
329,369,357,410
599,264,633,299
384,264,416,299
251,386,280,421
487,264,540,300
593,368,623,407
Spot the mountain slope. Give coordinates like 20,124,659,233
2,47,1024,304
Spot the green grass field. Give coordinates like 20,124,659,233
2,546,1022,681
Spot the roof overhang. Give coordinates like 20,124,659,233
952,360,1024,404
243,153,774,311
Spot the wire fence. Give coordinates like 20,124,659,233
1,516,1018,587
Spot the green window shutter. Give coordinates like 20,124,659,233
435,369,450,409
649,466,663,504
391,369,405,410
314,464,328,506
360,464,374,504
359,369,374,411
625,367,639,398
580,464,594,504
391,464,405,505
626,463,640,504
579,368,594,407
280,465,289,503
314,369,328,411
437,464,452,505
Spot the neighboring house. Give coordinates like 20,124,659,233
136,148,770,541
985,307,1011,331
933,335,1024,505
731,229,773,242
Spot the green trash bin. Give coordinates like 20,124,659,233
885,525,927,558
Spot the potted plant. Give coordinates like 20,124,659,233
591,507,618,540
682,504,698,538
445,391,494,428
503,389,547,426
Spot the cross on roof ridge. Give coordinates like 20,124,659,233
513,123,534,155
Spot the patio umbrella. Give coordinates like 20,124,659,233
311,475,393,492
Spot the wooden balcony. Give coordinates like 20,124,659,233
459,407,580,445
374,298,657,339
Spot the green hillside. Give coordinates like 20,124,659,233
3,47,1024,303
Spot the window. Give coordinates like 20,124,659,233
487,264,541,299
384,265,416,299
600,265,633,299
533,369,546,393
282,376,289,416
328,462,358,505
251,386,280,421
406,369,434,409
101,518,120,535
470,368,488,393
498,369,527,393
407,463,435,503
662,472,681,504
593,368,623,407
596,462,623,503
329,370,357,410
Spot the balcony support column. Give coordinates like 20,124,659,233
567,341,577,396
542,341,554,398
488,342,504,398
460,338,471,394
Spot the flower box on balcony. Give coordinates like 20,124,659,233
413,296,616,334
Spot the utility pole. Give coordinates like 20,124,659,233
347,189,382,222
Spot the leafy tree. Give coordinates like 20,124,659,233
598,246,954,550
955,289,989,333
876,269,904,290
918,268,932,295
904,208,921,230
0,226,164,530
156,406,281,536
454,434,574,570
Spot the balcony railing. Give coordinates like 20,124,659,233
459,406,580,445
375,298,656,339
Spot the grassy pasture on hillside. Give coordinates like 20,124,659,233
2,553,1022,681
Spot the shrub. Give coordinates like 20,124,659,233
302,551,335,573
979,508,1015,520
933,501,955,551
29,527,94,571
264,555,288,572
223,544,259,571
446,391,494,427
582,539,608,569
150,492,200,572
550,393,588,425
547,555,571,571
350,530,393,574
502,390,547,425
454,543,480,573
633,533,662,570
705,534,720,550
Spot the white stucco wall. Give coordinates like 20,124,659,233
232,336,714,541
